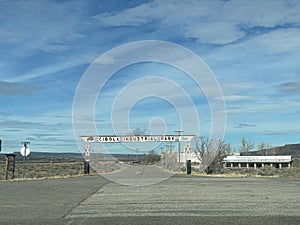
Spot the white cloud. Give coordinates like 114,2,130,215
184,22,245,45
227,98,300,114
0,31,27,44
224,95,258,102
221,81,262,95
223,0,300,28
253,28,300,54
92,0,300,45
41,44,70,53
0,0,88,53
5,55,91,82
93,4,152,26
95,55,116,65
0,81,40,96
1,0,300,151
277,79,300,94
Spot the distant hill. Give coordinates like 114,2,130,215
0,152,84,162
0,152,147,162
241,143,300,158
2,143,299,162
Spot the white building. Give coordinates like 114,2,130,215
176,152,201,164
223,155,292,169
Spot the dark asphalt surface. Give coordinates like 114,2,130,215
0,174,299,225
0,175,108,224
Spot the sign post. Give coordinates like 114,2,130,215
4,153,16,180
84,144,90,174
20,141,30,179
174,130,184,171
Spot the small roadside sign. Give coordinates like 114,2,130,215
20,146,30,157
20,140,31,179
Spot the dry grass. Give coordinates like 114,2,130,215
1,161,90,180
203,167,300,178
2,160,299,181
176,165,300,178
1,160,126,180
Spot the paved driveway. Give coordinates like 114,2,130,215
0,173,299,225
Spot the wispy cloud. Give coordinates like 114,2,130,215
263,129,300,136
277,79,300,94
0,0,87,48
227,99,300,114
1,0,300,151
5,57,90,82
93,0,300,45
224,95,259,102
0,81,41,96
253,28,300,54
234,123,257,129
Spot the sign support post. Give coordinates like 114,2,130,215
174,130,184,172
20,141,30,179
4,154,16,180
84,143,90,174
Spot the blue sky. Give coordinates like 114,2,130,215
1,0,300,154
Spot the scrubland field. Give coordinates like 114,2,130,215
1,152,300,180
0,161,86,179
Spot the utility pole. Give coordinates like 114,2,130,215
174,130,184,171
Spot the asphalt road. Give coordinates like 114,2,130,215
0,171,299,225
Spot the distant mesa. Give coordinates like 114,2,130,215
241,143,300,158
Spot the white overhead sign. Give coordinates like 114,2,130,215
81,135,195,143
98,136,121,143
179,136,195,142
122,136,158,142
159,136,176,142
81,136,96,142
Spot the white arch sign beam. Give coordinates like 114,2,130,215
80,135,195,143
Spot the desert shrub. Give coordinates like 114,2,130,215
257,167,277,176
218,166,300,178
277,167,300,178
1,162,85,179
191,166,201,173
290,168,300,178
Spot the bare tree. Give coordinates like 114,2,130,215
223,143,231,155
128,128,147,135
257,142,273,156
194,137,228,173
239,136,255,156
146,150,160,164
